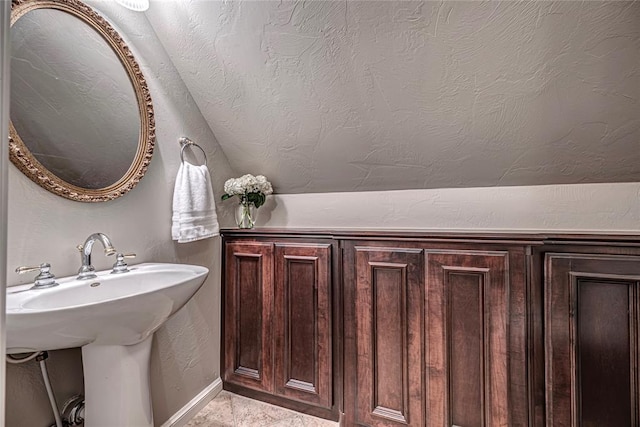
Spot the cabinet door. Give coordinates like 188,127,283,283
426,250,510,427
273,244,332,409
354,246,425,426
224,241,274,392
546,253,640,427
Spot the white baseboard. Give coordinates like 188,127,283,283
160,377,223,427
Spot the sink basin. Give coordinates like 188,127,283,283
7,262,209,353
6,262,209,427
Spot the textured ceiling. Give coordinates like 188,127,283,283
147,1,640,194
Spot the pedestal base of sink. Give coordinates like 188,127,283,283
82,336,154,427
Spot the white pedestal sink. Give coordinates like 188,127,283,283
6,263,209,427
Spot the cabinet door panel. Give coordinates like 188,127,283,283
546,254,640,427
354,247,424,427
426,251,510,427
224,242,274,392
274,244,332,409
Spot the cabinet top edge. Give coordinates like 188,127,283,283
220,228,640,245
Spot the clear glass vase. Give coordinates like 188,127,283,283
235,199,256,229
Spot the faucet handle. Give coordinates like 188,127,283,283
111,253,136,274
16,263,48,275
15,263,59,289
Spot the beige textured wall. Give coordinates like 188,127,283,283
5,3,236,426
257,182,640,232
153,0,640,194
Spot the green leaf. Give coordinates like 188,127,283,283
245,191,268,208
221,194,232,201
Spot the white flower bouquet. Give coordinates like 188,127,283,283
221,174,273,208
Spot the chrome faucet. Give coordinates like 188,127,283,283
77,233,116,280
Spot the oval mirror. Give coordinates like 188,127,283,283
9,0,155,202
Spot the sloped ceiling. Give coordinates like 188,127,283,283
146,1,640,194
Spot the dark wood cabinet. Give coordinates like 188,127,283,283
273,243,333,409
223,237,336,418
353,246,425,426
346,243,529,427
426,250,513,427
223,241,274,393
545,253,640,427
222,229,640,427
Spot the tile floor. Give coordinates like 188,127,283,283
186,390,339,427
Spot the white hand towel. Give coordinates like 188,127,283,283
171,162,219,243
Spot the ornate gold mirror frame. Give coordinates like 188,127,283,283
9,0,155,202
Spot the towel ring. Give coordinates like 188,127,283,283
179,137,208,166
